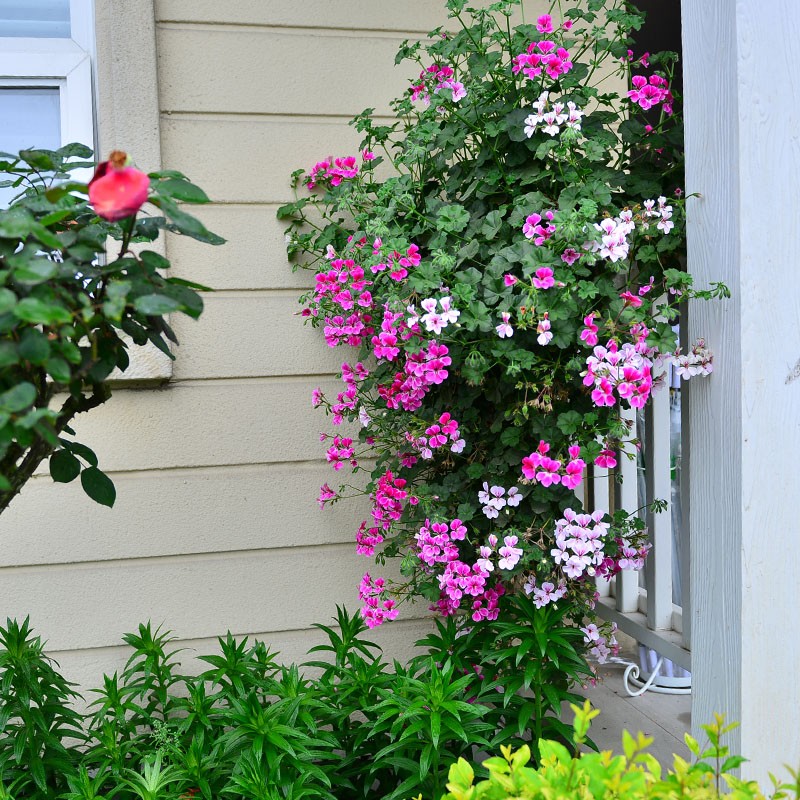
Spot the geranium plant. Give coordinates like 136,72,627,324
281,0,724,689
0,145,222,513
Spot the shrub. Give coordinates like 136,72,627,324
0,610,577,800
438,702,768,800
0,145,222,513
280,0,726,695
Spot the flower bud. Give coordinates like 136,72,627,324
88,151,150,221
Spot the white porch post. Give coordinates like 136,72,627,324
683,0,800,783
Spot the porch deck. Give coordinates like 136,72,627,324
581,650,691,767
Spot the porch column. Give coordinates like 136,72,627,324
683,0,800,784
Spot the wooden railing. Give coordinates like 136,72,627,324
592,370,692,673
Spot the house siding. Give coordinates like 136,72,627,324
0,0,547,690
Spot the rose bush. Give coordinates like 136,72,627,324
280,0,725,695
0,144,222,512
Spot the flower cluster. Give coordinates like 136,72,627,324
524,577,568,609
521,441,586,490
588,211,635,263
642,196,675,234
436,560,505,622
324,435,356,471
523,210,556,244
496,311,514,338
358,573,399,628
406,412,465,459
581,622,620,664
513,41,574,81
414,517,466,566
478,483,522,519
410,295,460,334
410,64,466,105
330,361,369,424
372,242,421,281
583,338,656,409
628,73,673,114
378,340,452,412
550,508,611,580
672,338,713,379
306,155,359,189
524,92,584,138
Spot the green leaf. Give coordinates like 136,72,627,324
156,177,210,204
80,467,116,507
557,411,583,436
14,297,72,325
134,294,182,315
0,341,17,367
18,328,51,364
63,441,99,467
0,208,34,239
31,222,63,250
0,288,16,314
153,197,225,245
721,755,747,772
46,356,71,383
435,204,470,233
139,250,170,271
50,450,81,483
19,149,56,170
57,142,94,159
11,257,59,285
0,382,36,412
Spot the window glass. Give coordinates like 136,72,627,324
0,0,70,38
0,87,61,206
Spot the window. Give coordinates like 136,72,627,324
0,0,95,205
0,0,173,381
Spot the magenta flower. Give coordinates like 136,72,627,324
619,290,643,307
532,267,555,289
318,483,337,508
561,248,580,266
594,450,618,469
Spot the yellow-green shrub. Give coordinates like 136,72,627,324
437,703,774,800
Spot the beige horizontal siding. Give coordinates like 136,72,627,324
0,463,369,567
168,205,315,291
160,116,373,204
157,27,415,117
56,379,351,472
155,0,450,33
170,294,341,380
155,0,550,34
0,543,410,652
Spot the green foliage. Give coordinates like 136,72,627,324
0,610,590,799
1,623,783,800
0,145,222,513
279,0,704,705
440,703,770,800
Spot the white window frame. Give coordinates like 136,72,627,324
0,0,95,154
